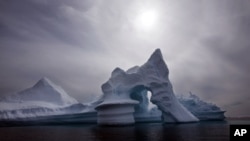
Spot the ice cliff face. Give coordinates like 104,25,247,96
130,90,150,115
97,49,199,124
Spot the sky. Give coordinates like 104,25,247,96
0,0,250,117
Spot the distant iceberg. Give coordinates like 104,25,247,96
178,92,225,121
0,77,88,120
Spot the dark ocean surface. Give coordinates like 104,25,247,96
0,120,249,141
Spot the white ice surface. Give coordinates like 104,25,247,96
177,92,225,120
0,78,87,120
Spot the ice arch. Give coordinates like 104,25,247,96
96,49,199,125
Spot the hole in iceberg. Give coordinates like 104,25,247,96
130,89,162,122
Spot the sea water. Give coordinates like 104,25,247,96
0,120,249,141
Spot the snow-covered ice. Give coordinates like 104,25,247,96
178,92,225,120
0,78,87,120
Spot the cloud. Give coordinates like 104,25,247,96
0,0,250,116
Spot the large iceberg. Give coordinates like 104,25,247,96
95,49,199,125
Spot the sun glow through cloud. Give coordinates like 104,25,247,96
135,9,159,31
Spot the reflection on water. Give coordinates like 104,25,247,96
0,121,236,141
92,122,229,141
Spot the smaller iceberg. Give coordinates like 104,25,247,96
0,77,87,120
178,92,225,121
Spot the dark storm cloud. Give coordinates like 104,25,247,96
0,0,250,116
0,0,106,101
0,0,100,46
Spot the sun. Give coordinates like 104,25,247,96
135,10,158,31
